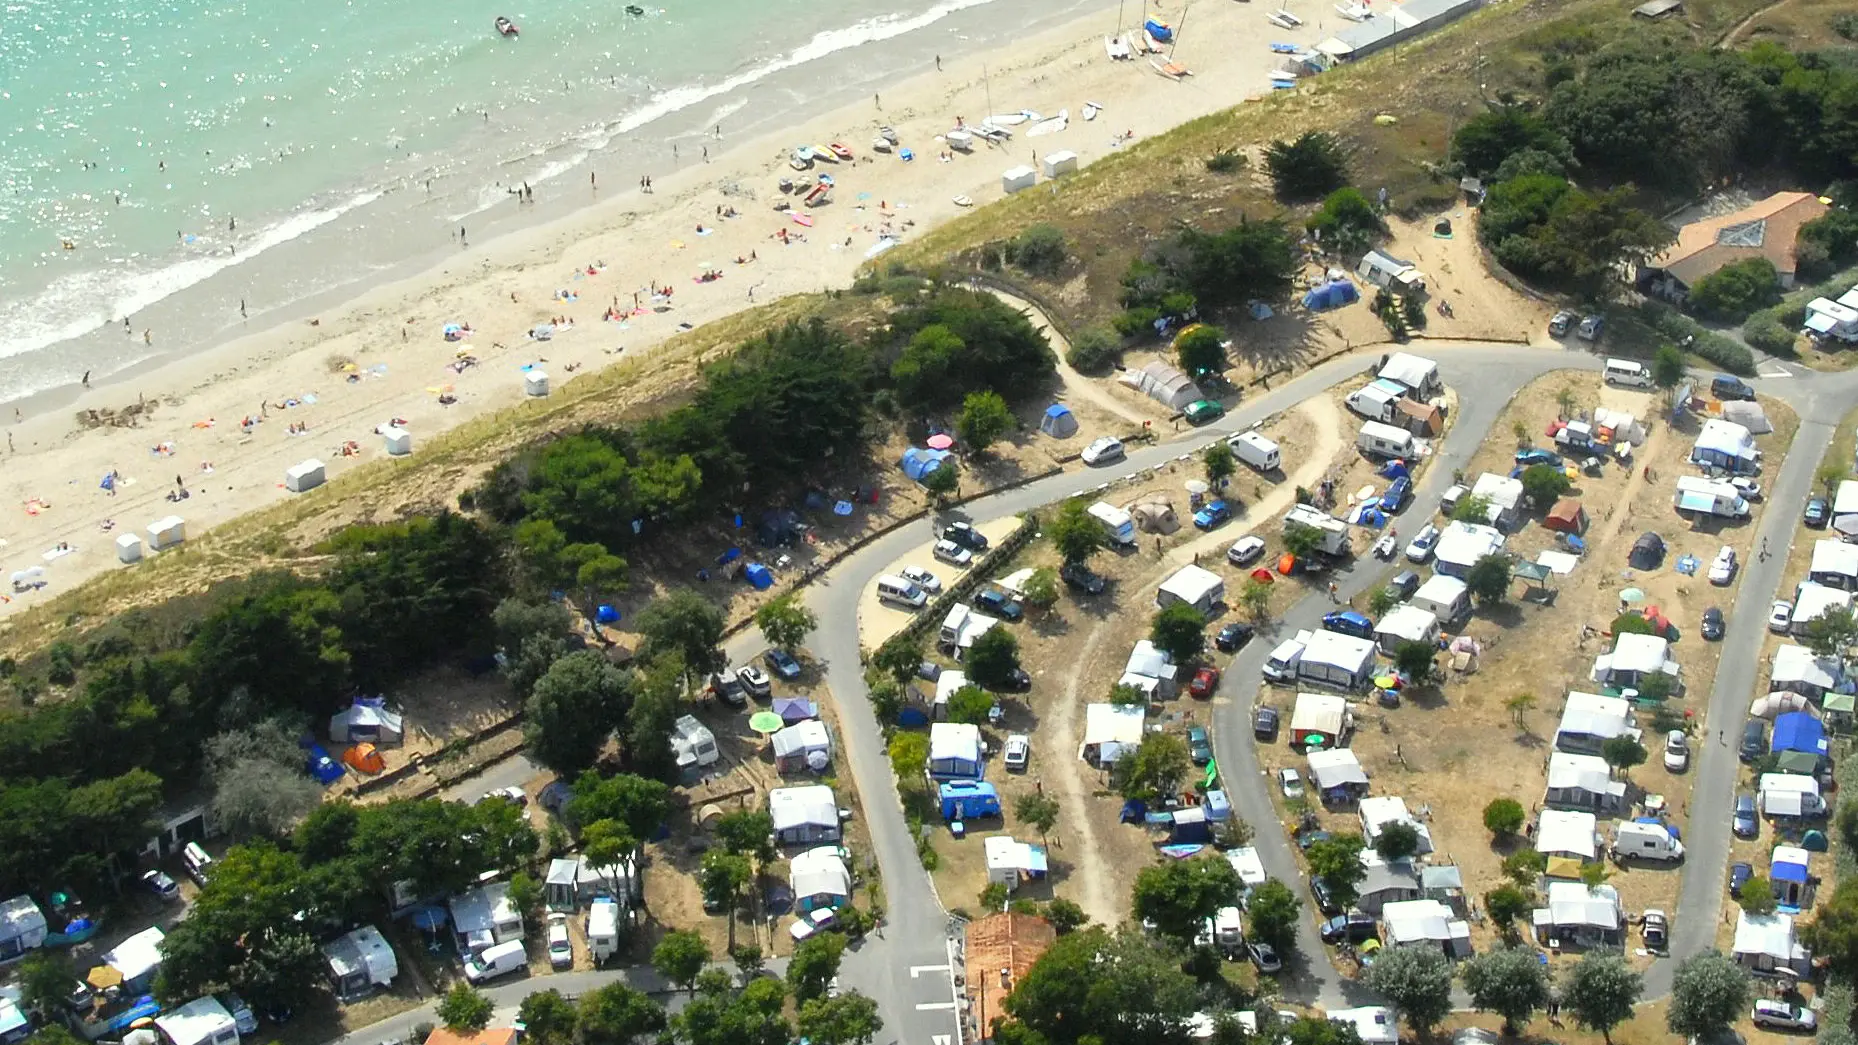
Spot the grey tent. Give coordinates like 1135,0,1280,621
1629,532,1665,570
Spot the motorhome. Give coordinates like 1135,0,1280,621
1088,501,1137,546
1356,420,1415,459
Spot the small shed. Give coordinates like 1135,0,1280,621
523,369,550,397
1544,498,1587,534
1041,150,1079,178
383,427,413,456
148,515,186,550
285,458,326,493
116,533,144,564
983,836,1049,886
1039,404,1078,439
1002,165,1037,194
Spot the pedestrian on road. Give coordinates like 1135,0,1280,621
1328,582,1339,603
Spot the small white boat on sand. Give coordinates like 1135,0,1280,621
988,112,1031,126
1083,101,1103,121
1027,109,1069,137
1150,57,1191,79
1104,34,1132,59
1334,2,1370,19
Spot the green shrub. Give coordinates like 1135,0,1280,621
1743,310,1798,355
1009,224,1069,276
1688,257,1781,321
1836,12,1858,40
1205,150,1246,174
1112,307,1161,338
1066,326,1123,374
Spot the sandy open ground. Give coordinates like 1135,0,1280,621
0,0,1341,618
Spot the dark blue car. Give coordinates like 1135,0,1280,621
1321,610,1375,640
1380,477,1410,514
764,647,803,680
975,588,1024,621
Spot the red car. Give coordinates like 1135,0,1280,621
1188,666,1220,699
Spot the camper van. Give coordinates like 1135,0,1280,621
1228,431,1282,472
1283,504,1349,556
462,939,527,983
1213,906,1244,956
1611,821,1684,863
1603,358,1653,388
1088,502,1137,546
1673,476,1750,519
1262,632,1311,683
875,575,928,609
1356,420,1414,460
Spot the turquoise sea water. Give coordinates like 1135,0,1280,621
0,0,1093,402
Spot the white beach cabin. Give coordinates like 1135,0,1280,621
116,533,144,564
383,427,413,456
285,458,326,493
1041,151,1078,178
1001,166,1037,194
524,369,550,397
148,515,186,550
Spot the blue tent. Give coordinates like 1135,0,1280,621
302,741,343,785
744,563,774,590
1169,807,1212,844
1378,459,1411,480
1120,799,1147,823
596,604,620,623
940,781,1001,820
1144,17,1174,40
1772,712,1827,756
1040,404,1078,438
1301,279,1359,311
900,447,952,481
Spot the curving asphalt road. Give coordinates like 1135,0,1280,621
347,337,1857,1045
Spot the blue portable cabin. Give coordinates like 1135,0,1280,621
940,781,1001,820
1169,807,1213,844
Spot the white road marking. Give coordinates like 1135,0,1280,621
1759,362,1795,378
910,964,951,976
916,1002,958,1011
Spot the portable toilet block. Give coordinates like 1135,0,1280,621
285,458,326,493
383,427,413,456
1002,166,1037,194
1041,150,1078,178
524,369,550,397
148,516,186,550
115,533,143,564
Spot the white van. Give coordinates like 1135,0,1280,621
876,575,928,609
1603,358,1653,388
1262,634,1308,683
1611,821,1684,863
1228,431,1282,472
463,939,528,983
181,842,214,886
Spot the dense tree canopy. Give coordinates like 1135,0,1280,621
1001,927,1202,1045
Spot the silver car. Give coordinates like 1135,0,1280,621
932,540,973,567
1404,524,1440,563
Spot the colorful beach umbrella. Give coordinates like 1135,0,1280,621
749,711,784,735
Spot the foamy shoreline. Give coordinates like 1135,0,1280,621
0,0,1326,619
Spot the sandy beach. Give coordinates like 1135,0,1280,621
0,0,1331,617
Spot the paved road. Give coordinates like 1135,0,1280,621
441,754,541,805
361,345,1858,1045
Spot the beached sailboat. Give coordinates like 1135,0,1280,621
1027,109,1069,137
1268,8,1303,25
1334,2,1370,19
1104,34,1132,59
1150,57,1191,78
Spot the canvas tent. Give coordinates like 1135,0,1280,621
1298,631,1378,690
1771,644,1842,699
770,785,841,844
1733,910,1811,977
928,723,984,779
1554,692,1638,754
1374,605,1439,653
1628,532,1666,569
1721,399,1771,433
1081,702,1146,766
1291,692,1352,745
1545,752,1626,813
772,719,832,773
789,846,851,912
1376,352,1441,396
1811,539,1858,590
1691,419,1760,473
1306,748,1370,798
1039,404,1078,439
1359,796,1433,855
1532,882,1623,947
1590,632,1679,689
1537,809,1599,862
1545,498,1587,534
1120,361,1203,411
1433,521,1505,578
1791,583,1852,636
1157,564,1224,615
330,698,404,744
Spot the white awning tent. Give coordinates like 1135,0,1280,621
1554,692,1638,751
934,669,970,712
1297,630,1378,689
1359,796,1433,855
1536,809,1598,860
1376,352,1439,394
1546,752,1626,809
1306,748,1369,790
1080,703,1146,763
1733,910,1810,975
1772,644,1843,695
1157,564,1225,614
1539,881,1621,930
1590,632,1679,686
1374,605,1439,652
1811,539,1858,587
770,785,840,833
789,846,851,905
1291,691,1350,738
1121,640,1178,696
1691,418,1759,469
1790,583,1852,635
